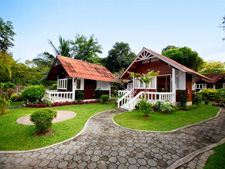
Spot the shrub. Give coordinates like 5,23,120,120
154,100,174,114
21,85,46,104
179,91,187,108
192,93,202,106
100,95,109,104
112,89,118,96
95,88,102,100
76,90,84,103
0,95,11,114
205,100,210,105
51,84,57,90
30,108,57,134
138,98,153,116
199,88,218,101
0,82,16,98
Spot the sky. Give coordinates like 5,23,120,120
1,0,225,63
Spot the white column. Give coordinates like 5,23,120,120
109,83,111,99
172,68,176,103
133,75,135,93
72,78,75,100
57,75,59,90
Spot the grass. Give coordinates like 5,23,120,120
9,101,23,107
114,104,219,131
204,143,225,169
0,102,116,150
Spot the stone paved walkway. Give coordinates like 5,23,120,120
0,108,225,169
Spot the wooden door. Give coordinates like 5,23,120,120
84,79,96,99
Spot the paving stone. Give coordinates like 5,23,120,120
77,161,88,169
58,161,68,168
38,153,47,159
138,159,147,166
108,163,118,169
48,160,60,167
55,154,65,161
98,162,107,169
148,159,157,167
29,159,41,167
46,153,56,160
128,165,138,169
109,157,117,163
74,155,82,161
88,162,97,169
128,158,137,165
22,152,32,158
13,158,24,164
68,161,78,168
30,152,40,159
39,159,50,167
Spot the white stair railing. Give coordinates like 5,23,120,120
127,92,175,111
46,90,74,102
118,90,130,96
117,90,132,108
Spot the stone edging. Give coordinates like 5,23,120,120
167,137,225,169
112,108,222,133
0,109,113,154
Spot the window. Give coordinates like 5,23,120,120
134,77,156,89
77,79,81,89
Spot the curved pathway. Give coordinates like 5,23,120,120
0,108,225,169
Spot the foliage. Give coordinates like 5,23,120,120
192,93,202,106
220,16,225,41
161,45,178,53
130,71,159,99
0,82,16,98
114,104,219,131
71,34,102,63
0,95,11,114
75,90,84,103
199,88,218,100
102,42,136,73
30,108,57,134
112,89,118,96
0,17,16,53
138,98,153,116
153,101,174,114
51,84,57,90
205,100,210,105
179,91,188,108
100,95,109,104
199,61,225,75
162,46,204,71
20,85,46,103
95,88,102,100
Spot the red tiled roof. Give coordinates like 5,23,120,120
56,55,117,82
121,47,211,81
197,73,225,83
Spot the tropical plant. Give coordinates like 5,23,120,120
76,90,84,103
130,71,159,99
199,88,218,101
30,108,57,134
100,95,109,104
0,95,11,114
0,82,16,98
20,85,46,104
192,93,202,106
154,100,174,114
138,98,153,117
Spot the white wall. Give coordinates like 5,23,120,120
175,70,186,90
96,81,110,90
192,75,196,90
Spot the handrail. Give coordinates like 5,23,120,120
117,90,132,108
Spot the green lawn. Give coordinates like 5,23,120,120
0,103,116,150
114,104,219,131
204,143,225,169
9,101,23,107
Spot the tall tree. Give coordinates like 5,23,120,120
199,61,225,75
162,46,204,71
221,16,225,40
102,42,136,73
161,45,178,53
71,34,102,62
0,17,16,53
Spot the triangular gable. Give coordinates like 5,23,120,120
121,47,211,81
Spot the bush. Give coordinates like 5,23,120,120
138,98,153,116
205,100,210,105
95,88,102,100
199,88,218,101
51,84,57,90
0,95,11,114
76,90,84,103
21,85,46,104
154,100,174,114
112,89,118,96
0,82,16,98
30,108,57,134
192,93,202,106
179,91,187,108
100,95,109,104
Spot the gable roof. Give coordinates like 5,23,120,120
47,55,117,82
121,47,211,80
197,73,225,83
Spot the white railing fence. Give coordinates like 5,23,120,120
117,91,132,108
118,91,175,111
118,90,131,96
46,90,74,102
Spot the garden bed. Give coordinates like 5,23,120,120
114,104,219,131
0,102,116,150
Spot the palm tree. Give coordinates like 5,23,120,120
131,71,159,99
